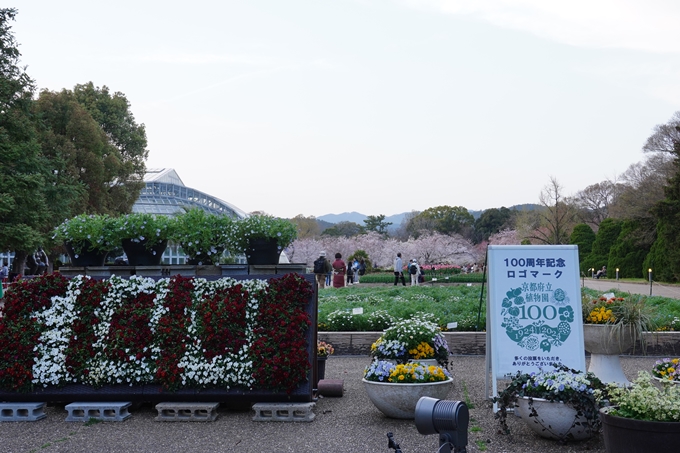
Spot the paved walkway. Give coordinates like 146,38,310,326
0,355,662,453
582,278,680,299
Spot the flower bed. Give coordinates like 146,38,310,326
0,273,315,402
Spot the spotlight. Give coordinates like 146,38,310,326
415,397,469,453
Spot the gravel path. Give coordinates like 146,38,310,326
0,355,660,453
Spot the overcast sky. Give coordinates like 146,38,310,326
11,0,680,218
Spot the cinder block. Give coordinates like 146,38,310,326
0,402,47,422
65,402,131,422
252,402,315,422
154,402,219,422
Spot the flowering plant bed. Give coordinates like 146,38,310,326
370,314,450,367
652,358,680,382
0,272,315,402
363,360,451,383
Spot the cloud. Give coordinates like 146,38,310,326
399,0,680,53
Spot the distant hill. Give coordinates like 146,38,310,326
318,204,540,227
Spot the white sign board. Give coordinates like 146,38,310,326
488,245,585,380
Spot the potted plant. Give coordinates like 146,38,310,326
600,371,680,451
233,214,297,265
362,360,453,419
370,314,450,368
494,364,607,442
111,213,174,266
581,292,656,384
316,341,334,384
652,358,680,383
171,209,236,265
53,214,118,266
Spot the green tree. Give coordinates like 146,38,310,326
569,223,596,272
363,214,392,237
409,205,474,239
473,207,513,243
607,220,650,279
321,221,364,237
0,8,50,273
581,218,622,276
72,82,147,211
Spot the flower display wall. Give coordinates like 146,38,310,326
0,273,314,397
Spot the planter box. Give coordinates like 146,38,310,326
59,263,307,278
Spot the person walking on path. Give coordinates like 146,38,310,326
313,251,331,289
393,253,406,286
332,253,347,288
409,259,420,286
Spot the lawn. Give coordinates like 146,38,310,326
317,284,680,332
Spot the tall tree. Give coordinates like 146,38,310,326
473,207,513,243
573,180,622,228
321,221,364,237
363,214,392,237
290,214,320,239
0,8,50,272
569,223,596,272
409,205,474,239
527,177,577,245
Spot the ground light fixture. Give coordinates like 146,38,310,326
414,397,469,453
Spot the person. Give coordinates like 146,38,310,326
409,259,420,286
418,265,426,284
352,258,360,284
346,260,354,286
393,252,406,286
313,251,331,289
595,266,606,279
332,253,346,288
358,259,366,280
0,260,8,281
35,248,48,275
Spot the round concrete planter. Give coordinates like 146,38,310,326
583,324,635,385
362,378,453,419
516,397,597,441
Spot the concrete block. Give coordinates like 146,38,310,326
252,402,315,422
0,402,47,422
65,402,131,422
155,402,219,422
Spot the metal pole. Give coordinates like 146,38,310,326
649,269,653,296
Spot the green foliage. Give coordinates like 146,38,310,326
232,214,297,252
53,214,119,254
650,143,680,282
607,220,650,279
110,213,175,249
321,221,364,237
172,208,236,264
363,214,391,236
643,223,674,282
569,223,596,271
359,271,484,284
410,205,475,238
582,218,622,275
318,285,486,332
347,249,371,270
473,207,513,243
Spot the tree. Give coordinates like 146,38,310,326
290,214,320,239
363,214,392,237
569,223,596,272
409,206,474,239
321,221,364,237
0,8,50,272
573,180,622,228
581,218,622,276
72,82,147,211
473,207,513,243
526,177,578,245
607,219,649,279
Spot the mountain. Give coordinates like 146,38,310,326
318,204,541,227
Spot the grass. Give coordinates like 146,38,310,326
318,284,680,332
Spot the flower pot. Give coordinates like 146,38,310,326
601,408,680,452
408,359,439,367
362,378,453,419
516,397,597,441
121,239,168,266
64,241,109,267
245,238,281,265
583,324,635,385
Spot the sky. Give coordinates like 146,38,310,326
9,0,680,219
